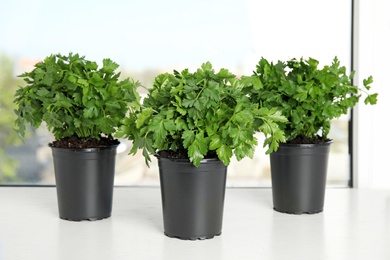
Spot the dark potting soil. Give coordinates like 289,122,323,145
157,149,218,160
287,135,332,144
49,136,120,149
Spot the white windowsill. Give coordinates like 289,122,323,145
0,187,389,260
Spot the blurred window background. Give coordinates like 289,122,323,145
0,0,351,187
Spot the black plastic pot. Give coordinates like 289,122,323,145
157,157,227,240
50,144,118,221
270,141,333,214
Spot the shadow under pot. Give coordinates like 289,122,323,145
50,144,118,221
157,156,227,240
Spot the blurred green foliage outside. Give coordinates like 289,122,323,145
0,54,23,183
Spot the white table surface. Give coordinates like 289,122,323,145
0,187,389,260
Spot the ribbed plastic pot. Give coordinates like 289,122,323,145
157,157,227,240
270,141,333,214
50,144,118,221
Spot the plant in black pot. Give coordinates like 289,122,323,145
242,56,378,214
14,53,141,221
117,62,286,240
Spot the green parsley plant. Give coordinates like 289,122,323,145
14,53,141,141
242,57,378,143
117,62,286,167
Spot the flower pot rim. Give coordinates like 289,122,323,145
279,139,334,148
48,143,119,152
155,154,222,164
